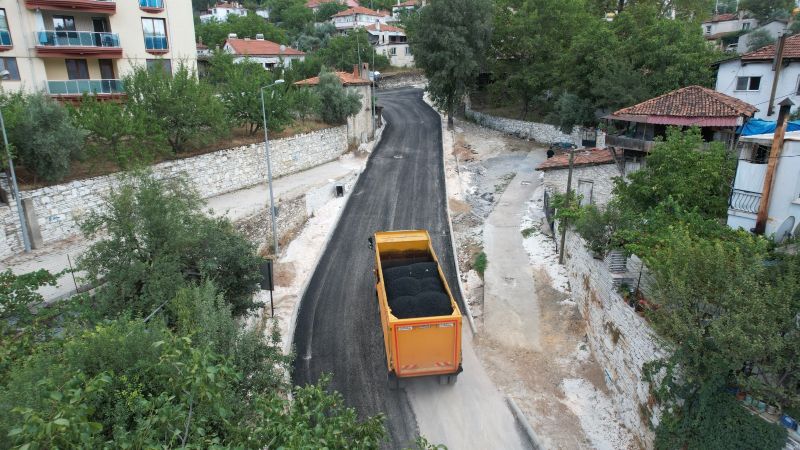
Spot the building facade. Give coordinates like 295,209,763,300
715,33,800,120
0,0,196,99
536,148,619,208
701,12,757,51
199,2,246,23
331,6,391,31
223,36,305,69
366,23,412,67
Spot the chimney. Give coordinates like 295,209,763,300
228,33,237,39
244,37,250,41
353,64,359,78
361,62,369,80
256,33,265,40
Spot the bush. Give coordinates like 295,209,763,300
4,93,86,182
473,251,487,275
290,87,321,123
315,70,361,125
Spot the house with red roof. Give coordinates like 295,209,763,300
535,148,619,207
306,0,360,13
700,12,757,50
331,6,393,31
223,36,305,69
366,23,413,67
715,33,800,120
391,0,424,18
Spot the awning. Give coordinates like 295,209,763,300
605,114,743,127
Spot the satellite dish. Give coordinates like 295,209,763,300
773,215,795,244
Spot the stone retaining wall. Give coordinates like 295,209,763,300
465,108,582,146
0,126,348,260
378,72,427,90
561,230,665,448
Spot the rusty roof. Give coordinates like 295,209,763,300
224,38,305,56
611,85,756,119
742,33,800,61
294,69,372,86
536,148,615,171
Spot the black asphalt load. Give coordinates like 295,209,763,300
291,88,465,448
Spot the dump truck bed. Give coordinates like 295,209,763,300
373,230,462,380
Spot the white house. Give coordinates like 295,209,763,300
331,6,392,31
737,19,788,54
715,33,800,120
701,12,757,43
223,36,305,69
366,24,413,67
305,0,360,13
391,0,420,18
200,2,248,23
727,131,800,241
255,8,271,19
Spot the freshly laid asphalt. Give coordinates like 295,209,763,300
291,88,463,447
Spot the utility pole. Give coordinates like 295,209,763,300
767,33,787,117
754,98,793,235
558,147,575,264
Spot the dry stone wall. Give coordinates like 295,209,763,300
0,126,347,260
561,230,665,448
465,108,582,146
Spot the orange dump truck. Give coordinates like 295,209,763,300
369,230,462,386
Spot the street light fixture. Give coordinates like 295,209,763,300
260,79,284,256
0,69,31,253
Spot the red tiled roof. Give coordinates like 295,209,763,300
225,38,305,56
611,85,756,119
536,148,615,171
705,13,736,23
332,6,389,17
306,0,359,8
393,0,418,7
294,70,372,86
365,23,404,33
213,2,243,9
742,33,800,61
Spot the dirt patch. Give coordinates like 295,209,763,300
274,262,297,287
448,198,471,215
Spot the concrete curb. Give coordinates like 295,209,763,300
283,119,387,356
420,93,477,335
506,396,543,450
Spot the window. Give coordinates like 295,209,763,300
142,18,168,50
0,10,11,46
577,180,594,206
146,58,172,74
736,76,761,91
0,57,19,80
53,15,76,31
742,22,751,31
389,47,396,56
405,46,412,55
705,25,712,34
65,59,89,80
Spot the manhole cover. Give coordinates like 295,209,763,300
393,154,404,159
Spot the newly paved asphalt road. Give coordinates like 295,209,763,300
291,88,463,447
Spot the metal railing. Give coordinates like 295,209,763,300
143,33,168,50
139,0,163,7
35,30,120,48
0,30,11,46
47,79,123,95
729,189,761,214
605,135,656,152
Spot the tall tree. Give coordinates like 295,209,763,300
739,0,794,22
406,0,492,127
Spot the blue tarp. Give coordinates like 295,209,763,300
738,119,800,136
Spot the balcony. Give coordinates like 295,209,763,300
729,189,761,214
35,30,121,58
47,79,123,97
144,34,168,54
25,0,115,14
606,135,656,153
139,0,164,12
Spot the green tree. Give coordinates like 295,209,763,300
289,86,321,123
71,96,168,169
315,70,361,124
315,29,390,72
195,13,287,48
3,93,86,183
315,1,348,21
406,0,492,127
746,28,776,51
78,173,263,317
548,91,594,133
124,64,228,152
739,0,794,21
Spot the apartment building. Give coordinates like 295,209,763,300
0,0,197,99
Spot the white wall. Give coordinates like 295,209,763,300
737,21,788,53
333,13,390,30
715,58,800,120
200,7,247,23
702,17,757,37
541,163,620,208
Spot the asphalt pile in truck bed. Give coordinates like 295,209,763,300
383,262,453,319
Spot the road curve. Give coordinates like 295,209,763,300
291,88,463,447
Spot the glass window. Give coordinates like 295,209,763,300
65,59,89,80
0,57,19,80
53,16,76,31
0,10,11,46
736,76,761,91
577,180,593,206
389,47,396,55
146,58,172,74
742,22,751,30
142,18,168,50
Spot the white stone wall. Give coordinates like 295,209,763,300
464,108,582,146
561,230,665,448
378,72,427,89
0,126,348,260
541,163,620,207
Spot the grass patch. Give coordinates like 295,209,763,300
521,227,536,238
473,251,488,276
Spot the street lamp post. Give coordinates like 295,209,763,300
0,70,31,253
260,79,284,256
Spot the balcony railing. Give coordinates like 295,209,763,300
0,30,11,46
47,79,123,96
144,34,168,51
36,30,120,48
606,135,656,152
139,0,163,8
729,189,761,214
